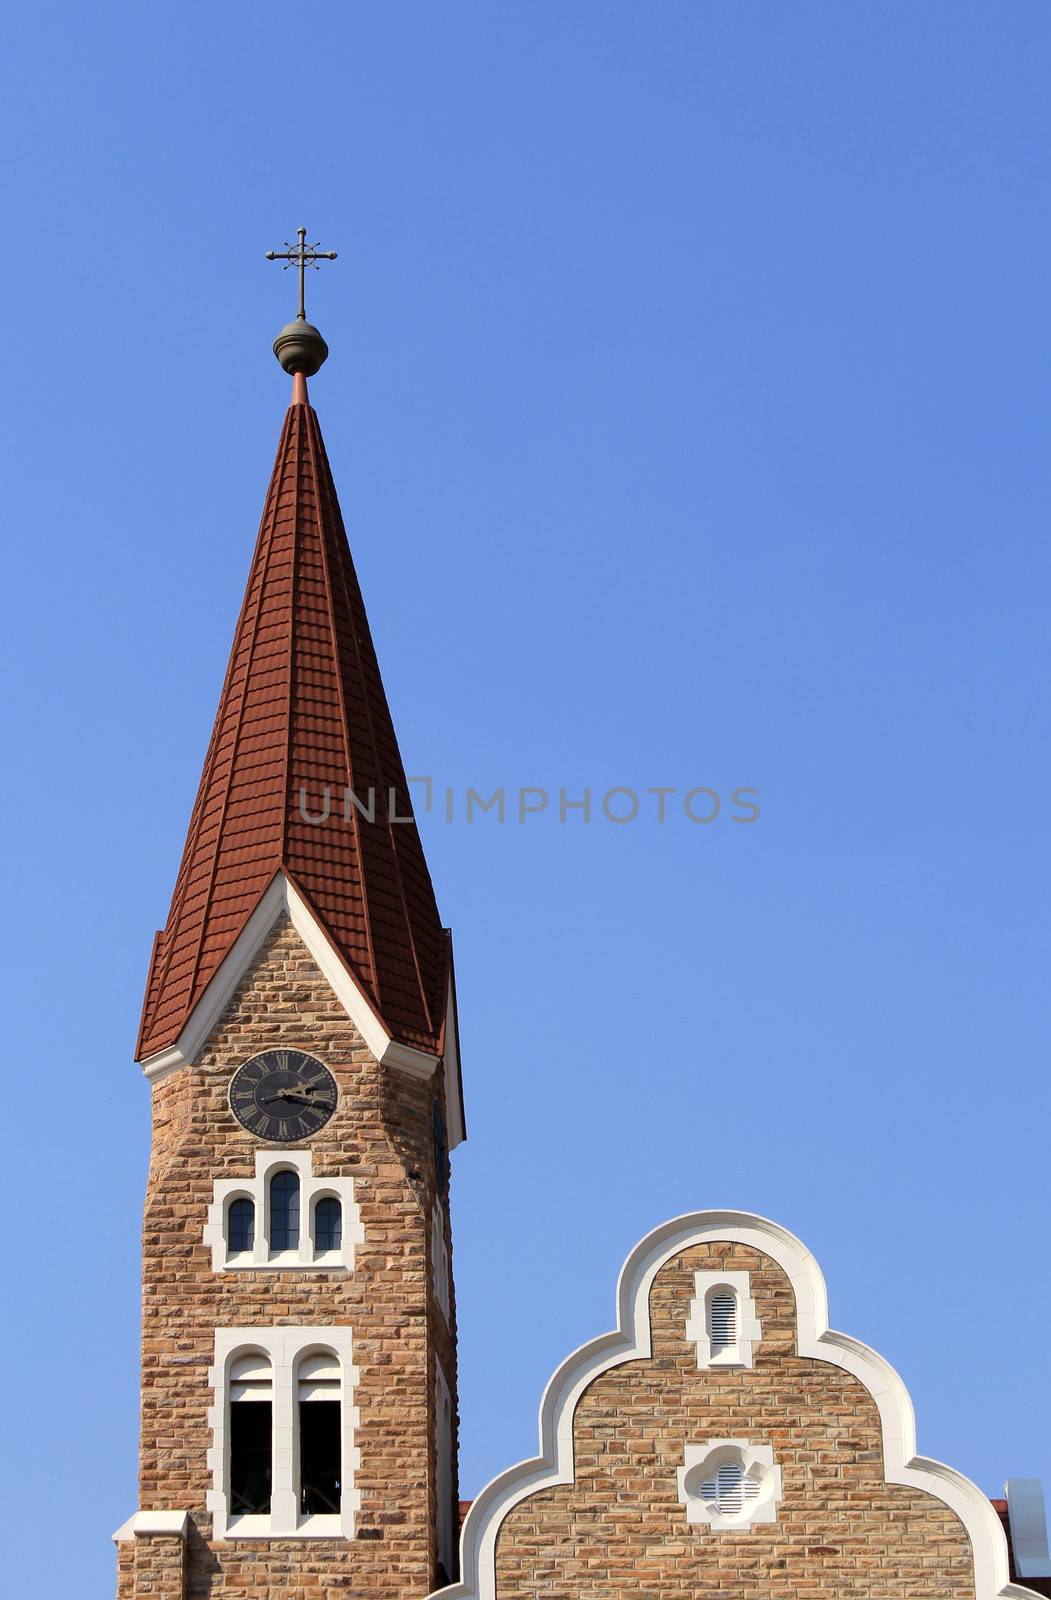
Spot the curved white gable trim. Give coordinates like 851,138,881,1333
436,1210,1041,1600
140,870,464,1148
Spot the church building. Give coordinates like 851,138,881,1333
114,241,1050,1600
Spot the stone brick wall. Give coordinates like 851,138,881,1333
124,1532,187,1600
125,914,459,1600
493,1241,976,1600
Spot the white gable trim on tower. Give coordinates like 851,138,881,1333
140,869,465,1147
432,1210,1044,1600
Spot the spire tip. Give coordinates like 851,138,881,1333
266,226,337,379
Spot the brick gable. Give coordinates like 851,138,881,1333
491,1240,974,1599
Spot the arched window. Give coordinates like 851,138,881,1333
270,1170,300,1251
314,1197,342,1253
229,1353,273,1516
298,1352,341,1515
228,1198,255,1255
707,1289,738,1356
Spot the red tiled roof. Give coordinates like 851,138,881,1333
137,387,449,1061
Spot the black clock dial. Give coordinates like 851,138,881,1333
228,1050,338,1142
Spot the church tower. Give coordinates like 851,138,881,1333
114,236,465,1600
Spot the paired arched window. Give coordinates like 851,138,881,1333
314,1197,342,1253
270,1170,300,1251
229,1353,273,1516
228,1198,255,1254
214,1330,353,1538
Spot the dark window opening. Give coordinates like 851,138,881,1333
299,1400,341,1514
270,1170,300,1250
228,1198,255,1253
230,1402,272,1515
314,1197,342,1252
433,1098,450,1195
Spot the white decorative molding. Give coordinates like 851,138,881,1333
677,1438,782,1529
1007,1480,1051,1578
203,1148,364,1272
112,1510,190,1541
430,1210,1045,1600
141,869,465,1150
207,1325,359,1541
432,1200,451,1322
685,1269,761,1369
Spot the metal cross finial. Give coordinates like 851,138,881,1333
265,226,337,322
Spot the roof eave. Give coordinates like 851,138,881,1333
138,869,447,1093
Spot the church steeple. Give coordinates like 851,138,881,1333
137,255,460,1136
116,248,462,1598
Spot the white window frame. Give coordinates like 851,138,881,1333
431,1199,450,1322
677,1438,782,1530
204,1150,363,1272
207,1326,359,1541
685,1269,761,1369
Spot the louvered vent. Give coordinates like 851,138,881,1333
708,1290,738,1353
699,1460,761,1516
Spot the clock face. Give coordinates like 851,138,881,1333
228,1050,338,1142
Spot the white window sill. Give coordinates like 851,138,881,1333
223,1513,345,1540
219,1253,348,1273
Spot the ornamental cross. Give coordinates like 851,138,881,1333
266,226,338,321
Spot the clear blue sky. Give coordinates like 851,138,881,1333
2,5,1049,1595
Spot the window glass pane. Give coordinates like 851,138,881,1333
270,1170,300,1250
228,1198,255,1253
230,1401,272,1514
314,1197,342,1252
299,1399,341,1514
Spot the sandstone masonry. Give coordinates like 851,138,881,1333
121,915,458,1600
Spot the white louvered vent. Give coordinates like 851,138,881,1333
708,1290,738,1353
679,1438,781,1529
699,1460,761,1516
